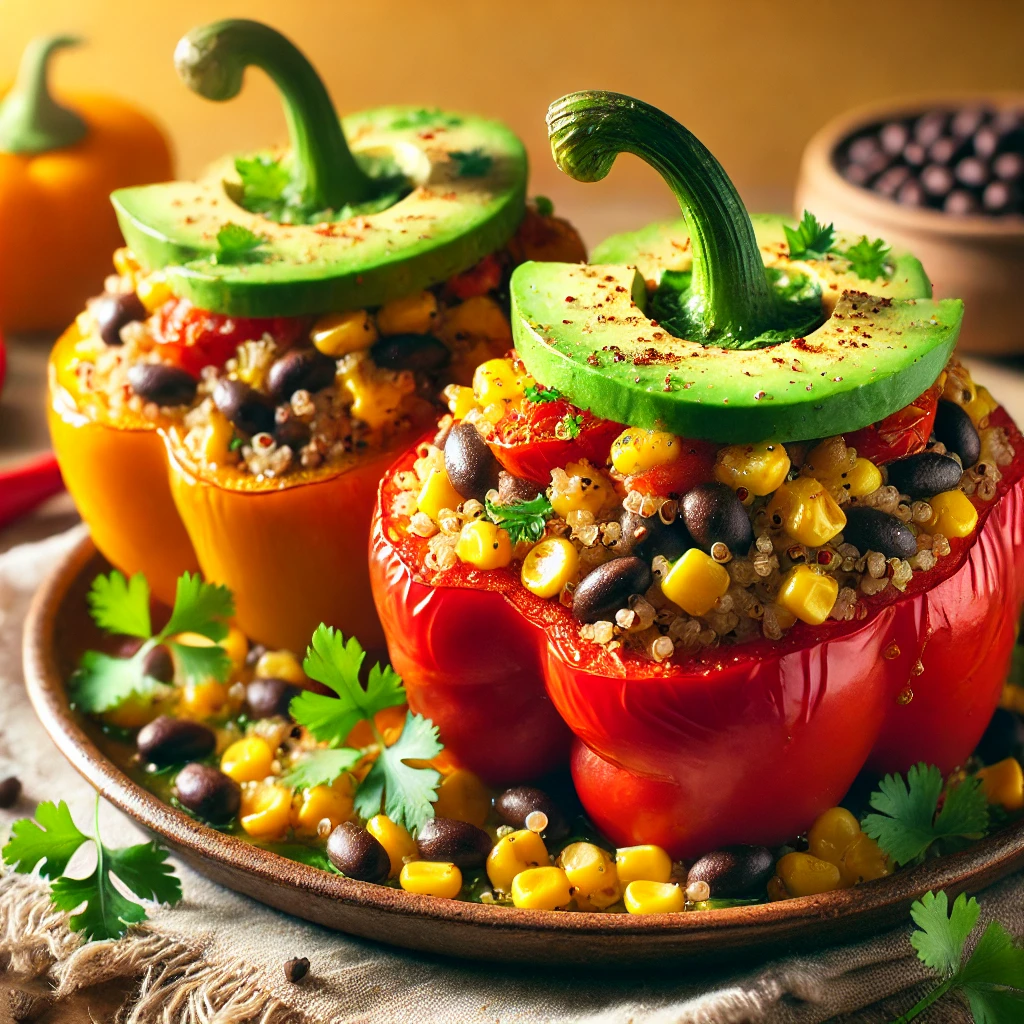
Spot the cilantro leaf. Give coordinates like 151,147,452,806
282,747,362,790
161,572,233,643
234,154,290,211
87,571,151,639
557,413,584,440
72,650,164,713
485,494,554,545
50,867,147,941
2,801,89,878
524,384,562,404
167,640,232,687
107,842,183,906
389,108,463,131
784,210,836,261
911,890,978,976
450,149,493,177
533,195,554,217
354,711,442,833
842,235,892,281
215,223,267,259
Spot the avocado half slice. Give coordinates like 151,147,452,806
111,21,526,318
511,92,961,444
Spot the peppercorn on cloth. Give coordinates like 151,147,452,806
2,526,1024,1024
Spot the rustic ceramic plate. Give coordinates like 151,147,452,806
22,535,1024,965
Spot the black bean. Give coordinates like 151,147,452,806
886,452,963,499
841,163,870,187
494,786,569,843
872,165,911,198
983,180,1020,213
0,776,22,808
896,178,926,206
920,164,954,197
842,507,918,560
371,333,450,372
274,418,310,452
902,142,928,168
974,126,1000,159
175,763,241,822
572,556,653,624
497,471,541,505
913,111,948,147
213,379,275,436
618,509,690,561
952,107,989,139
687,846,775,899
245,678,300,719
246,642,268,668
128,364,197,406
141,644,174,684
955,156,990,189
284,957,310,984
137,716,217,767
927,136,962,165
444,422,499,501
848,136,882,165
416,817,492,868
976,708,1024,766
879,121,910,155
681,482,752,554
94,292,147,346
326,821,390,882
267,348,336,401
945,190,981,216
994,152,1024,182
934,400,981,467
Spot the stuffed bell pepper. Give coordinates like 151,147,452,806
370,92,1024,842
48,19,584,640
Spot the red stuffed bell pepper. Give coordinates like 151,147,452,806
369,91,1024,856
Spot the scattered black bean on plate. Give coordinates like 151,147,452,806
284,957,310,984
0,775,22,809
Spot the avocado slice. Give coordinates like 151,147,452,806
510,92,961,443
111,21,526,318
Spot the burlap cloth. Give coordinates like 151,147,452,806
2,528,1023,1024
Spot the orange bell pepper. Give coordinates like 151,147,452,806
0,36,172,332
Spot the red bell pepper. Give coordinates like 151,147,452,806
369,406,1024,857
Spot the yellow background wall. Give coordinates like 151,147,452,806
1,0,1022,240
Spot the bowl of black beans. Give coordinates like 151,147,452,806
796,96,1024,355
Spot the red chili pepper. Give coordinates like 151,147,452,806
370,407,1024,856
0,452,65,530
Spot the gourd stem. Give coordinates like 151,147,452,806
547,91,776,346
0,35,88,154
174,19,374,213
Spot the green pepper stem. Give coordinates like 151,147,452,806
0,35,88,154
547,91,776,345
174,19,374,213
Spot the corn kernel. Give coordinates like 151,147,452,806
341,357,410,430
776,565,839,625
548,461,614,519
431,769,491,827
445,384,478,419
221,736,276,783
558,842,620,909
366,814,418,876
102,693,165,729
838,833,891,887
610,428,680,475
766,875,788,901
925,490,978,539
472,358,525,406
964,384,998,426
976,757,1024,811
715,442,791,496
768,477,847,547
222,625,249,673
399,860,462,899
807,807,861,866
293,783,354,835
255,649,305,685
416,468,464,523
438,296,512,350
615,844,673,885
802,436,854,482
201,409,235,466
521,537,579,598
311,309,378,357
660,548,731,616
112,246,140,277
136,271,174,313
239,783,291,839
487,829,548,892
846,458,883,498
623,880,686,914
776,852,842,897
179,680,229,719
511,866,572,910
376,290,438,336
455,519,512,570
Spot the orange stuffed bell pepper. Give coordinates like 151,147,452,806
0,35,171,332
51,19,583,649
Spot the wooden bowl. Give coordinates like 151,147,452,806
22,535,1024,965
795,94,1024,356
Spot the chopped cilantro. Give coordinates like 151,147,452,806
784,209,836,261
533,195,555,217
524,384,563,404
556,413,584,440
234,154,291,213
214,223,268,261
450,149,493,177
229,436,243,452
842,235,893,281
484,494,554,545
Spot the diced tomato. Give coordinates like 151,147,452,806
845,381,942,465
445,254,504,301
625,440,718,497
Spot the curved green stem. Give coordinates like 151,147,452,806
173,19,373,213
0,35,87,154
547,91,776,346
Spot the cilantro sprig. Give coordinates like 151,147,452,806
73,570,234,713
285,626,441,832
842,235,892,281
785,209,893,282
2,797,181,942
214,223,268,262
524,383,562,404
484,494,555,545
234,154,292,214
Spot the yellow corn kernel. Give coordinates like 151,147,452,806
766,875,788,901
113,246,140,277
432,769,491,827
438,296,512,349
768,477,847,547
222,625,249,673
201,409,235,466
472,358,525,406
521,537,579,598
925,490,978,539
455,519,513,570
367,814,419,876
221,736,276,783
136,271,174,313
715,442,791,496
776,852,842,897
416,468,464,523
846,458,883,498
838,833,892,887
293,783,354,835
255,649,305,685
548,461,614,519
558,842,620,909
776,565,839,626
376,290,438,336
102,693,165,729
615,844,673,885
487,830,549,892
660,548,731,617
976,758,1024,811
312,309,378,357
400,860,462,899
623,880,686,915
511,866,572,910
445,384,478,419
239,783,292,839
179,680,229,719
964,384,998,426
346,369,409,430
610,428,681,475
802,435,855,481
807,807,861,866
